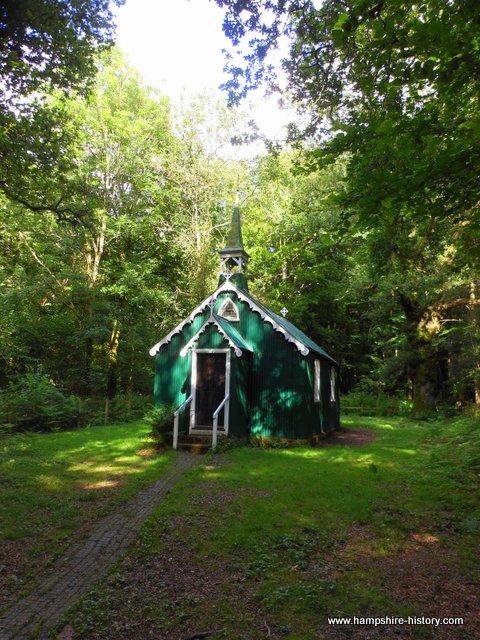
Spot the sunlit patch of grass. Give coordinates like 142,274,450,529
135,447,157,458
411,531,440,544
82,480,123,490
0,420,174,594
35,474,64,490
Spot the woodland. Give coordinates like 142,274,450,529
0,0,479,432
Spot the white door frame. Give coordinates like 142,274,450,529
190,349,231,434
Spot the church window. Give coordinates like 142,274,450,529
218,299,240,322
314,359,321,403
330,368,337,403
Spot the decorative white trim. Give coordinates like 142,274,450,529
149,279,309,357
219,282,309,356
148,296,213,356
180,317,243,357
190,349,230,434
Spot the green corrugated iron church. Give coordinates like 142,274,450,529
149,205,340,443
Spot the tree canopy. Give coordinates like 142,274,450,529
0,0,124,216
0,0,123,108
215,0,480,259
213,0,480,414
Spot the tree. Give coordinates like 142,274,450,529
215,0,480,412
0,0,124,216
241,152,365,387
0,49,177,403
0,0,123,110
161,93,248,301
0,53,253,411
215,0,480,254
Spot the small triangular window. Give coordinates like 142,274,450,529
218,299,240,322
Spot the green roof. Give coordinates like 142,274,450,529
235,285,339,366
215,315,254,353
150,279,338,366
222,206,245,251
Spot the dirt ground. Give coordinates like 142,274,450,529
319,427,377,447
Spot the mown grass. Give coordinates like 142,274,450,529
0,421,173,596
62,415,480,640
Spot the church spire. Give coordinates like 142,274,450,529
219,198,249,290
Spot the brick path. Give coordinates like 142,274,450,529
0,453,201,640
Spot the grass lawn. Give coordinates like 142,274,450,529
0,421,174,601
60,415,480,640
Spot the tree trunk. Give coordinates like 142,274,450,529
411,356,437,417
399,293,439,418
470,283,480,414
83,334,94,396
106,320,120,400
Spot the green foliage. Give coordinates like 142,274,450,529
0,0,125,215
106,394,152,423
0,52,250,410
216,0,480,412
426,416,480,477
0,0,123,103
211,434,246,453
0,20,478,424
0,372,79,432
341,391,413,417
0,371,149,433
218,1,480,255
144,405,174,448
78,393,152,426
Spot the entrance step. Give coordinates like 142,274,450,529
177,434,212,454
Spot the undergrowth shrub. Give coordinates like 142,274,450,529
250,436,306,449
212,435,246,452
0,373,152,434
144,404,174,448
0,373,79,433
426,416,480,477
83,393,152,426
341,391,413,417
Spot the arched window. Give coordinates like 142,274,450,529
218,299,240,322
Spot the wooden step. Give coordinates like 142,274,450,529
177,441,210,454
177,434,213,454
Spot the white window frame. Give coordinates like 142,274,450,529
330,367,337,403
190,348,231,434
314,359,321,403
217,298,240,322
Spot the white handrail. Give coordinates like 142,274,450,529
212,394,229,449
173,395,192,450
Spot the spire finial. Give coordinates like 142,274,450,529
218,196,249,290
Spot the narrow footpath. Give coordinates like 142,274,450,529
0,452,201,640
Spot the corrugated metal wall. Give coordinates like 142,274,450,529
153,291,339,439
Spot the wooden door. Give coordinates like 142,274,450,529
193,352,226,428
